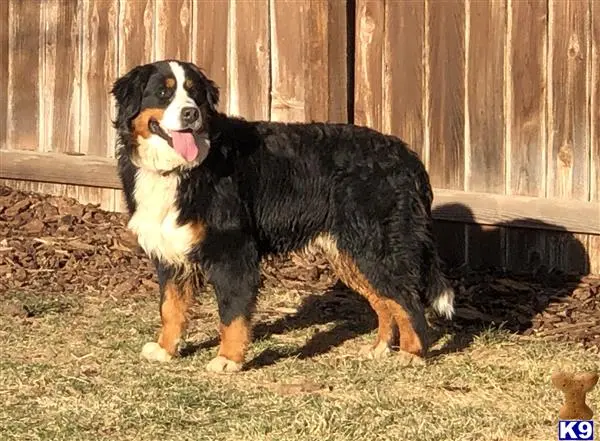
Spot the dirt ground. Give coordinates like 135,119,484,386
1,184,599,441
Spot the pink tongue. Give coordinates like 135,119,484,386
171,131,199,162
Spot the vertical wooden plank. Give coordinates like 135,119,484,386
589,235,600,275
354,0,384,131
505,0,549,272
508,0,547,197
427,0,465,191
327,0,348,123
503,226,547,274
0,1,8,150
465,1,506,269
545,0,592,274
466,1,505,194
7,0,42,150
42,0,82,155
571,233,591,274
81,0,119,156
270,0,345,124
118,0,155,74
384,1,425,159
270,0,307,123
79,0,120,211
228,0,269,120
427,0,466,268
547,0,590,201
155,0,192,60
545,231,589,275
193,1,229,113
591,0,599,206
41,0,82,204
590,0,600,274
304,0,330,123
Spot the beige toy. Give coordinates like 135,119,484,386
552,371,598,420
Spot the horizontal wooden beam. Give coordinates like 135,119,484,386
0,149,122,189
1,149,599,234
432,189,599,235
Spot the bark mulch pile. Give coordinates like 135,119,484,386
1,184,598,349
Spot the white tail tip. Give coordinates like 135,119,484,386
432,287,455,319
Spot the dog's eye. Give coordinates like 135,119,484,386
158,87,173,99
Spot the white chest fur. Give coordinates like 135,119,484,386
128,169,198,266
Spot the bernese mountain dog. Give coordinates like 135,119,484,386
111,59,454,373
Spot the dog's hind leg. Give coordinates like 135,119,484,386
311,233,428,362
383,295,427,364
311,234,395,359
338,268,396,359
362,279,428,364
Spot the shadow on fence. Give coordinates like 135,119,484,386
428,203,589,357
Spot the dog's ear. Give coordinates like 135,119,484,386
111,64,153,128
205,78,220,112
187,63,220,111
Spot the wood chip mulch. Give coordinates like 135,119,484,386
1,185,598,349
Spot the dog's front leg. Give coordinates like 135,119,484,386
203,240,260,373
141,265,196,363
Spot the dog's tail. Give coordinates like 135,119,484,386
424,251,455,320
412,164,455,320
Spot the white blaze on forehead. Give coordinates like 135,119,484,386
161,61,198,130
168,61,194,108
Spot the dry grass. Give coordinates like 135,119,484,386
1,285,599,441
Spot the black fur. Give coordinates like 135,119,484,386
111,60,452,362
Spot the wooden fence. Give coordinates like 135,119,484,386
0,0,599,274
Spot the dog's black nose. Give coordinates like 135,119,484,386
181,107,200,125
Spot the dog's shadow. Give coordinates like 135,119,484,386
182,281,377,368
249,283,377,368
427,204,590,358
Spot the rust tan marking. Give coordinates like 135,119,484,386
132,108,165,139
384,299,423,356
308,233,424,356
217,317,251,363
189,221,207,245
165,77,176,88
308,234,395,349
184,79,193,89
157,281,194,355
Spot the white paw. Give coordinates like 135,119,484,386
140,342,173,363
360,340,392,360
205,355,243,373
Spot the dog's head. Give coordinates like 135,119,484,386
111,60,220,173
